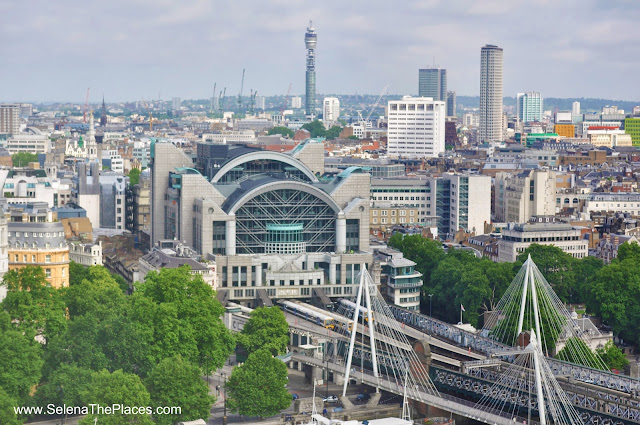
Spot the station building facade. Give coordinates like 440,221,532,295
151,139,373,304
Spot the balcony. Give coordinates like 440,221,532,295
387,278,423,289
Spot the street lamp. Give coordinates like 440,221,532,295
428,294,433,317
221,372,227,425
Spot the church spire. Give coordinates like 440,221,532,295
100,95,108,126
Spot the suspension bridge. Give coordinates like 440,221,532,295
275,256,640,425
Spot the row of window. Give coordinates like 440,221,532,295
10,231,64,237
372,196,430,201
12,253,65,263
372,217,413,225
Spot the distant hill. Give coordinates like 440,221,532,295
456,96,640,113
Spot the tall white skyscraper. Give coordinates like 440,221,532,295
387,96,445,158
572,101,581,116
516,92,543,123
480,44,503,142
323,97,340,123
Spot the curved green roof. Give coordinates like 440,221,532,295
337,166,372,178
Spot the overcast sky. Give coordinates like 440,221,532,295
2,0,639,103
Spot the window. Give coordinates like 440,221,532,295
45,255,51,263
62,268,66,277
13,254,18,262
32,255,35,263
45,268,51,278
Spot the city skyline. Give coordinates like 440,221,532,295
2,0,640,102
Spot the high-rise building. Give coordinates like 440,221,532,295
418,68,447,101
255,96,266,110
172,97,181,111
572,101,581,116
387,96,445,158
0,104,20,135
323,97,340,123
479,45,504,142
305,21,317,118
516,92,543,123
291,96,303,109
446,91,456,117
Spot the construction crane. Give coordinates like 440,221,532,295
365,85,389,123
219,87,226,115
83,87,90,123
211,82,217,113
237,68,245,113
281,83,292,115
250,90,258,115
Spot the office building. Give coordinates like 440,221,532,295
516,92,543,123
446,91,456,117
133,169,151,237
5,203,69,288
0,104,20,135
255,96,266,110
493,170,556,223
572,101,581,116
480,45,504,142
305,22,317,118
291,96,303,109
151,139,372,304
370,173,490,238
554,124,575,138
387,96,445,158
625,118,640,146
68,240,103,266
73,162,101,229
498,217,588,263
587,129,632,148
6,131,50,154
323,97,340,123
172,97,181,111
99,172,128,230
377,248,422,311
418,68,447,101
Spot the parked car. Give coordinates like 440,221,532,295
323,395,339,403
291,393,299,400
332,407,344,413
356,393,370,402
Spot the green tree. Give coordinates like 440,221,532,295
69,261,90,286
587,256,640,345
33,364,93,409
267,126,294,138
1,266,67,343
237,307,289,355
226,349,291,418
574,256,604,304
0,388,20,425
517,244,577,303
596,341,629,371
301,120,326,138
135,267,235,373
0,311,43,402
556,337,603,370
145,356,214,425
617,241,640,261
80,369,153,425
128,168,141,186
12,152,38,167
324,125,342,140
388,234,445,287
65,266,127,320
